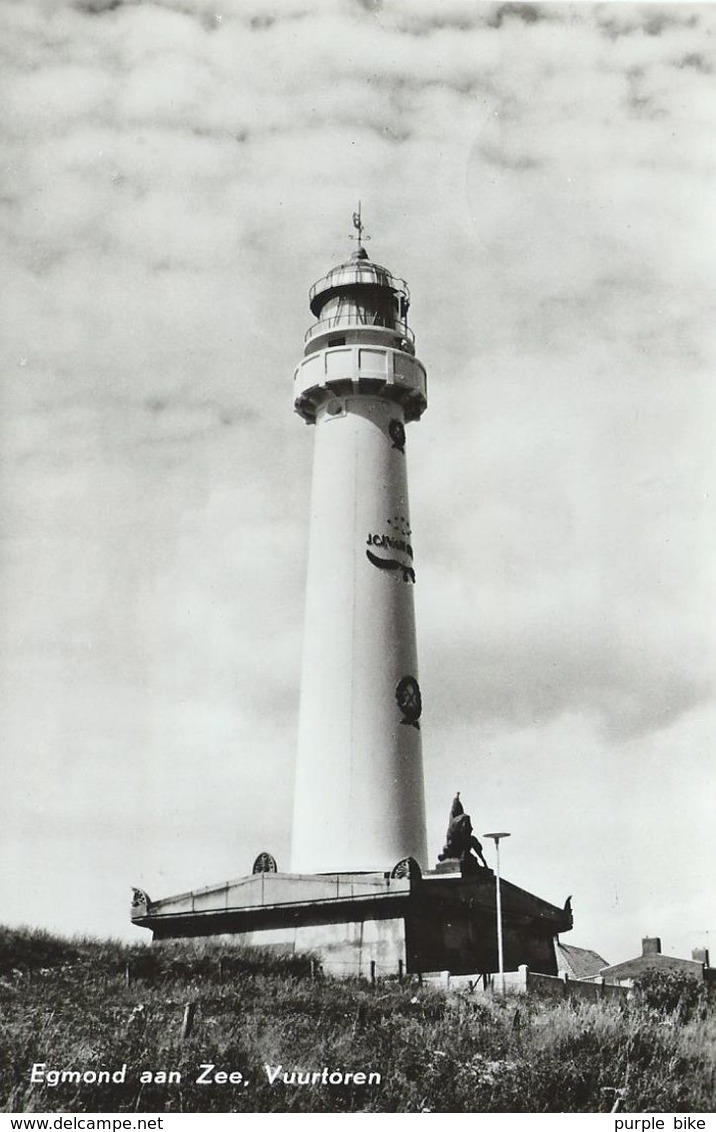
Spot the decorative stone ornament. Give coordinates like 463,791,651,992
252,852,278,874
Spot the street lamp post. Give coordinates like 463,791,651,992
484,832,511,994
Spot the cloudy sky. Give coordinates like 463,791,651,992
1,0,714,966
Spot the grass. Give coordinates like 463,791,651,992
0,926,714,1113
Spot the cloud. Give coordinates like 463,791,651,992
596,6,699,41
73,0,124,14
676,51,712,74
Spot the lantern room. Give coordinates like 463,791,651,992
304,247,415,357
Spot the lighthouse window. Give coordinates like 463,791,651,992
318,294,399,331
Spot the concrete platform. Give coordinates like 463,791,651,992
131,865,572,979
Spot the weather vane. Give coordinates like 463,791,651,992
350,202,370,251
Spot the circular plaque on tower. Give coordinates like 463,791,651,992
395,675,422,728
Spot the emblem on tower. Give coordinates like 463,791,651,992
389,418,406,452
395,675,422,729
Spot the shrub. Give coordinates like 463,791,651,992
632,967,707,1021
0,926,81,972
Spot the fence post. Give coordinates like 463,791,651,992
370,960,376,984
398,958,404,980
181,1003,196,1041
124,962,131,988
518,964,528,993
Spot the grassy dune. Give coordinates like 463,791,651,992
0,926,714,1114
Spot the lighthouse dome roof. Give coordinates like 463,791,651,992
309,250,407,317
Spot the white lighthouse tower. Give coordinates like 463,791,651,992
132,214,574,978
291,214,429,873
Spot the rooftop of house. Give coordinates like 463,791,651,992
555,941,609,980
599,937,709,982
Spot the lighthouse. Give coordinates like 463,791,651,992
131,215,573,980
291,216,428,874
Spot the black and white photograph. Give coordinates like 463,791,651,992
1,0,715,1116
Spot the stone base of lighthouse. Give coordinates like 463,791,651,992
131,865,572,979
